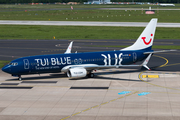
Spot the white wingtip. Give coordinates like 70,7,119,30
143,65,151,71
142,53,152,70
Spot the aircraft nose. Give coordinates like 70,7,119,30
2,65,11,73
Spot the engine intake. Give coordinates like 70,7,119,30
67,68,87,78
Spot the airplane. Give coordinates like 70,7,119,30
2,18,175,80
159,4,175,7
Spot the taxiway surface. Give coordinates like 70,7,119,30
1,20,180,27
0,39,180,120
0,39,180,71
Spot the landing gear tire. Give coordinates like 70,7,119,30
18,75,22,81
88,73,94,78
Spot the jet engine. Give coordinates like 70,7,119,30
67,68,87,78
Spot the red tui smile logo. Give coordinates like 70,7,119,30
142,34,153,45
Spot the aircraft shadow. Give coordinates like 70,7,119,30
69,68,146,81
93,76,142,82
96,69,143,75
5,73,67,81
5,67,153,81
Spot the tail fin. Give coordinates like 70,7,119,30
122,18,158,51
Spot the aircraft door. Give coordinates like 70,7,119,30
23,59,29,69
133,52,137,63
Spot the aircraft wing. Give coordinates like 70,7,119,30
64,41,73,54
62,63,146,72
144,49,176,54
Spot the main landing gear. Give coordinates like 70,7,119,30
87,73,94,78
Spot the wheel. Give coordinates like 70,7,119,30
90,73,94,78
88,73,94,78
18,75,22,81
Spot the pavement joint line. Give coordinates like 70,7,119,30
139,55,180,91
60,91,138,120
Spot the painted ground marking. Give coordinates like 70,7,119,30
142,75,159,78
138,92,151,96
139,55,180,91
118,91,131,95
60,91,138,120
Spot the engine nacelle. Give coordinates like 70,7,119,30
67,68,87,78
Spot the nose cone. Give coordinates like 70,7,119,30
2,65,11,74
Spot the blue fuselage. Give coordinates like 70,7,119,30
2,50,148,76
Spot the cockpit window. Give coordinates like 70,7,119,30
9,62,18,66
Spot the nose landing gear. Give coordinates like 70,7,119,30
18,75,22,81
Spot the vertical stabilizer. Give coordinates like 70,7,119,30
122,18,157,51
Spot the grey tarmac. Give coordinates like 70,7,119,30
0,39,180,120
0,39,180,71
1,20,180,27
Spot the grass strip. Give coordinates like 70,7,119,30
87,45,180,50
0,9,180,22
0,25,180,39
0,60,9,68
0,4,180,9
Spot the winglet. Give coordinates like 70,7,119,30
65,41,73,54
142,53,152,70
